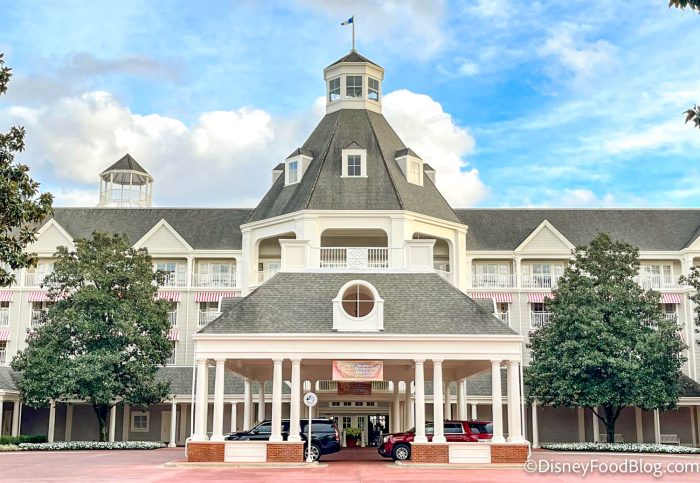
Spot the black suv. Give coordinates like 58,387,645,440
225,418,341,461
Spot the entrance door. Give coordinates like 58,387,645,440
2,410,11,435
368,414,389,446
161,411,171,443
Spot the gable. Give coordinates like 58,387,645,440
28,220,74,253
135,220,192,253
515,220,573,253
686,230,700,251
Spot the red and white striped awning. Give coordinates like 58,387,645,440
527,293,553,303
156,292,181,302
470,292,513,303
27,291,49,302
0,330,10,341
661,293,682,304
0,291,13,302
194,292,238,302
167,329,180,341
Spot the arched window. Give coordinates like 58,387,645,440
341,283,375,318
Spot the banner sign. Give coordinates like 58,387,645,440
332,361,383,381
337,382,372,396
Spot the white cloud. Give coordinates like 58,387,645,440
382,90,487,207
604,119,700,154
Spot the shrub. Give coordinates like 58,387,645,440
19,441,166,451
0,435,48,445
0,444,21,452
542,442,700,454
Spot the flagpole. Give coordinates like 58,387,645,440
352,16,355,51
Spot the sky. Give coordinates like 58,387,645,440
0,0,699,209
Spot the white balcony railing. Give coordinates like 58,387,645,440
522,275,557,289
0,349,6,365
31,310,45,327
495,312,509,324
635,274,681,290
192,273,237,288
319,247,392,269
25,272,50,287
167,351,176,365
167,311,177,327
254,268,279,285
199,311,222,326
0,309,8,326
472,273,517,288
161,273,187,288
664,313,679,322
530,312,551,329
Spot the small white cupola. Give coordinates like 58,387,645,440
395,148,424,186
98,153,153,207
324,51,384,114
332,280,384,332
284,148,313,186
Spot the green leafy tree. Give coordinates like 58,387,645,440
0,53,53,286
526,233,686,443
669,1,700,129
12,232,172,441
680,267,700,343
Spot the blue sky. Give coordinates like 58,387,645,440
0,0,699,208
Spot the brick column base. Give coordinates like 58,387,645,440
267,442,304,462
187,442,225,462
490,443,529,463
410,443,449,463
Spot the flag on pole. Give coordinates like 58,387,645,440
341,16,354,26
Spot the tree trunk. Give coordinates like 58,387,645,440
603,405,618,443
92,404,111,442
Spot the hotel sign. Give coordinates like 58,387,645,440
332,361,383,381
337,382,372,396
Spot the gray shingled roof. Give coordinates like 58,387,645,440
247,110,461,224
199,272,516,335
156,367,288,396
0,367,20,392
328,51,380,67
395,148,421,159
456,209,700,251
46,208,252,250
101,153,149,174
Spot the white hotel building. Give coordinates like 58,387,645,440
1,50,699,462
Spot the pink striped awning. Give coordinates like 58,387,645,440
528,293,553,304
0,291,13,302
27,291,49,302
661,293,682,304
167,329,180,341
194,291,238,302
0,330,10,341
156,292,181,302
470,292,513,303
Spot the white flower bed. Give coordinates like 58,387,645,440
19,441,166,451
542,442,700,454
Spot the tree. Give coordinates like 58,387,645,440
525,233,686,443
669,1,700,129
0,53,53,286
680,267,700,343
12,232,172,441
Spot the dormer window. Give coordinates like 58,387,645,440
328,77,341,102
333,280,384,331
395,148,424,186
368,77,380,101
346,75,362,98
288,161,299,184
284,150,313,186
347,155,361,176
408,160,421,184
342,144,367,178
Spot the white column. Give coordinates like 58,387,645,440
64,404,73,441
414,360,427,443
211,359,226,441
109,405,117,442
392,382,401,433
577,407,585,442
257,380,266,423
507,361,524,443
593,407,600,442
0,396,4,437
48,400,56,443
635,407,643,443
193,359,208,440
432,360,445,443
471,403,478,420
122,405,130,441
653,409,661,444
457,380,465,420
169,400,177,447
404,381,414,430
11,401,21,437
289,358,302,442
444,382,452,420
270,358,283,442
690,407,697,448
531,401,539,449
230,402,238,433
243,379,252,430
490,360,504,443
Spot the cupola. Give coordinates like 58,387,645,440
97,153,153,207
324,51,384,114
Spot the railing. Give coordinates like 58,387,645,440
192,273,237,288
167,311,177,327
472,273,517,288
254,268,279,285
167,351,176,365
317,380,392,392
522,275,557,289
530,312,551,329
635,274,681,290
199,311,222,326
0,309,8,326
664,313,678,322
25,272,50,287
319,247,391,269
0,349,5,365
31,310,45,327
161,273,187,288
495,312,509,324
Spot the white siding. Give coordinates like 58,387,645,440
518,226,570,253
28,224,72,253
141,225,189,253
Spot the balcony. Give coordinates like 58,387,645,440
161,273,187,288
317,380,392,392
31,310,45,327
254,268,279,286
0,349,5,365
635,274,681,290
167,311,177,327
530,312,551,329
319,247,393,269
167,350,176,366
472,273,517,288
25,272,50,287
0,309,8,326
664,313,678,322
199,311,222,326
495,312,509,324
192,273,237,288
522,275,557,289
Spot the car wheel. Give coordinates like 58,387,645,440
305,443,321,462
392,444,411,461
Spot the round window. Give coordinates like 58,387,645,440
341,284,375,318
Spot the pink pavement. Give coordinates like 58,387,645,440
2,448,700,482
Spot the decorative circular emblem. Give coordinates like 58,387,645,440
346,248,368,269
303,392,318,407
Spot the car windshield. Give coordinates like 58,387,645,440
468,422,492,434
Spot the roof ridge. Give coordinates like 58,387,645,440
303,111,342,210
365,110,405,210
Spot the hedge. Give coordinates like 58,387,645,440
0,435,47,445
542,442,700,454
19,441,166,451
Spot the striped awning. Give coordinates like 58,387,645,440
194,291,238,302
661,293,682,304
156,292,181,302
27,291,49,302
470,292,513,303
527,293,553,303
0,291,13,302
167,329,180,341
0,330,10,341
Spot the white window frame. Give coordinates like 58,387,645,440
341,149,367,178
368,77,380,101
328,77,341,102
167,342,176,365
408,159,422,185
346,75,363,98
131,411,150,432
287,160,299,185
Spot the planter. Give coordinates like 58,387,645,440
346,437,359,448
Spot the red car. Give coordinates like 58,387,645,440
378,420,493,461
